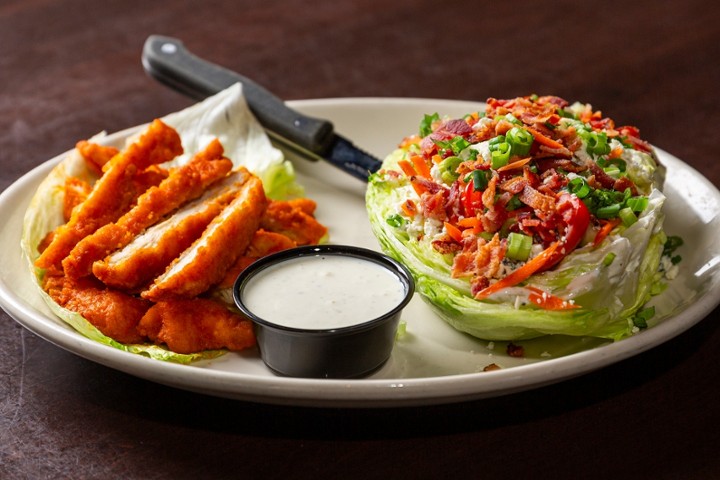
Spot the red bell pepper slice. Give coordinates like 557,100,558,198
540,192,590,271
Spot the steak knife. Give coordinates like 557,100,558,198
142,35,382,181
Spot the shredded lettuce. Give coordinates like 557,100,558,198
366,148,667,341
21,84,297,363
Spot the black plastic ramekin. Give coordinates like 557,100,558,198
232,245,414,379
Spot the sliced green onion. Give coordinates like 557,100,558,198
580,130,611,156
506,232,533,261
491,142,511,169
626,196,648,213
632,306,655,329
488,135,506,149
618,207,638,226
386,214,406,228
495,114,521,125
602,252,617,266
663,235,684,258
506,194,523,211
479,231,494,242
568,176,591,198
449,136,471,155
468,169,490,191
603,166,621,178
596,203,621,219
438,156,463,184
506,127,534,157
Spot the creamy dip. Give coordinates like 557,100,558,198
241,254,407,330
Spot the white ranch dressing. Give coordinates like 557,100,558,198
242,254,407,330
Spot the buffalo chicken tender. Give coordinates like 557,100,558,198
142,172,268,301
43,274,150,344
138,298,255,354
218,230,298,289
260,198,328,245
35,119,183,270
93,170,249,291
63,138,233,278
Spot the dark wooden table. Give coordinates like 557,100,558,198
2,1,719,478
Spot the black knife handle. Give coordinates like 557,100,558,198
142,35,334,156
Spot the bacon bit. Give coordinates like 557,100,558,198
483,363,501,372
495,119,516,136
506,342,525,357
451,233,505,283
444,222,463,243
524,126,564,150
420,189,449,221
497,156,532,172
588,162,617,190
499,175,528,194
432,238,461,255
536,158,585,174
482,173,499,209
613,176,638,196
527,286,581,310
519,185,556,213
410,154,432,178
593,219,621,247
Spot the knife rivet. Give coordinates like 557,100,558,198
161,43,178,54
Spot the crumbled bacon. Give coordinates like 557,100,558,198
519,185,556,214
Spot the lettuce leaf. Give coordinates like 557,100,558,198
366,148,667,341
21,84,295,363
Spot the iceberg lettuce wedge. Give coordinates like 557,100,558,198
366,96,669,341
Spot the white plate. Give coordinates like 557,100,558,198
1,98,719,407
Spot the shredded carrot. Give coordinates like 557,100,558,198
399,135,421,149
527,286,581,310
410,154,432,178
397,159,428,196
524,126,564,150
457,216,480,228
497,156,532,172
401,199,417,217
609,146,623,159
457,216,482,235
593,219,621,247
431,154,443,165
444,222,463,243
398,159,416,177
475,242,560,299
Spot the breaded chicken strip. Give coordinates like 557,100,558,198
93,170,249,290
218,230,297,289
260,198,328,245
63,139,232,278
138,298,255,354
43,274,150,344
62,177,92,222
36,119,183,270
142,173,267,301
76,140,119,175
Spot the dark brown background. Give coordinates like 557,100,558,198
2,1,719,478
